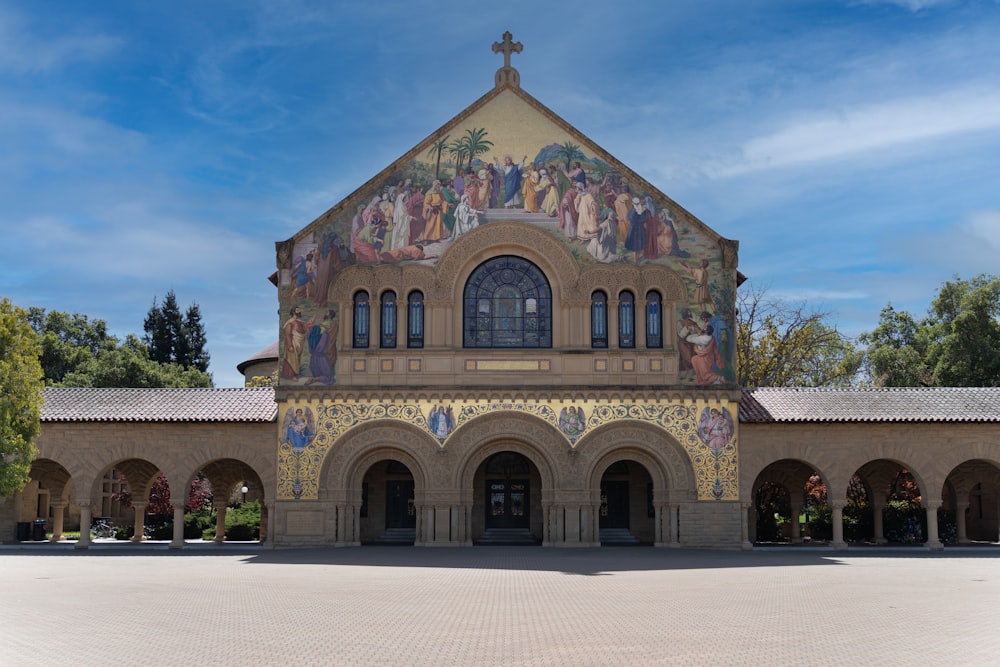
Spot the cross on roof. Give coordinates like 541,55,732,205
491,31,523,89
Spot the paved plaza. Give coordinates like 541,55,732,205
1,545,998,666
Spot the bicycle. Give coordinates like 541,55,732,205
92,519,117,540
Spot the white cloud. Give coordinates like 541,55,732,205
0,6,120,74
708,87,1000,178
854,0,956,11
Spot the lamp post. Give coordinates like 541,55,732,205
240,485,248,504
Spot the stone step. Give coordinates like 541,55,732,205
474,528,541,546
599,528,642,546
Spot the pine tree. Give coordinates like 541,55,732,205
143,290,210,373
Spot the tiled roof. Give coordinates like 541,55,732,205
740,387,1000,423
41,387,276,423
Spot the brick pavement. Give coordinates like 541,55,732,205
1,545,998,666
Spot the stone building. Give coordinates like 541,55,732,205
3,35,998,549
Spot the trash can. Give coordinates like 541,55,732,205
16,522,31,541
32,519,47,541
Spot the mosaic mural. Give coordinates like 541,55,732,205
277,89,736,387
276,399,738,502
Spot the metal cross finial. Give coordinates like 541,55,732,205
491,31,523,89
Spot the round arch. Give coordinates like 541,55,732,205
577,421,696,498
318,420,439,496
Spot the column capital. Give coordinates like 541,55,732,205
924,499,943,510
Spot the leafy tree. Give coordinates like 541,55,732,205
737,283,862,387
143,290,210,373
112,472,213,515
61,334,212,388
0,298,44,496
460,127,494,167
426,135,450,180
861,274,1000,386
27,308,114,385
447,137,469,176
555,141,584,170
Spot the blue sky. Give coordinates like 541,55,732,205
2,0,998,387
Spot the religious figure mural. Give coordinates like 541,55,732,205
698,407,734,455
282,407,316,451
276,70,737,387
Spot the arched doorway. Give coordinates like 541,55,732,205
599,460,654,545
360,460,416,545
474,451,541,545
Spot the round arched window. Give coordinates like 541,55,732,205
463,255,552,348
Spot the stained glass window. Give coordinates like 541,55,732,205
591,291,608,348
619,291,635,348
353,291,370,349
463,256,551,348
646,290,662,348
380,291,397,348
407,291,424,348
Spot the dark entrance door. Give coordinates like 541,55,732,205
485,480,530,529
600,480,630,529
385,480,415,529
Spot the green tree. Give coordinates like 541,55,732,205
447,137,469,176
460,127,494,168
61,334,212,388
861,274,1000,386
555,141,584,170
737,283,862,387
0,298,44,496
143,290,210,373
27,307,114,385
426,134,450,180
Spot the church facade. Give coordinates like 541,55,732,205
272,34,742,548
5,36,999,550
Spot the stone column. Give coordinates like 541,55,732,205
741,502,753,550
924,500,944,550
75,501,92,549
831,501,848,551
790,500,802,543
131,502,147,543
668,504,680,547
213,500,228,542
262,500,274,547
49,501,67,542
169,499,186,549
955,501,970,544
872,503,887,544
564,504,581,545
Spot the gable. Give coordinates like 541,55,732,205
275,42,739,389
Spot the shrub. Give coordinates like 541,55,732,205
225,500,260,541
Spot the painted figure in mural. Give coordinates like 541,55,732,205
283,407,315,450
559,405,586,437
477,169,492,208
676,308,699,376
576,184,601,241
487,163,501,208
558,183,580,239
419,181,452,242
521,163,541,213
681,259,713,307
313,230,349,308
642,196,659,260
407,186,425,243
464,168,480,212
687,325,724,385
656,208,687,257
614,188,633,244
428,405,455,439
354,215,387,264
698,407,733,454
305,309,338,384
378,243,438,265
349,204,365,256
390,189,414,251
452,170,465,197
588,209,620,263
625,196,651,264
561,161,588,189
495,155,526,208
281,306,309,380
451,193,483,240
288,251,315,299
536,168,559,217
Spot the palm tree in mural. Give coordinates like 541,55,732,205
461,127,494,171
556,140,585,170
426,134,450,180
448,137,469,177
